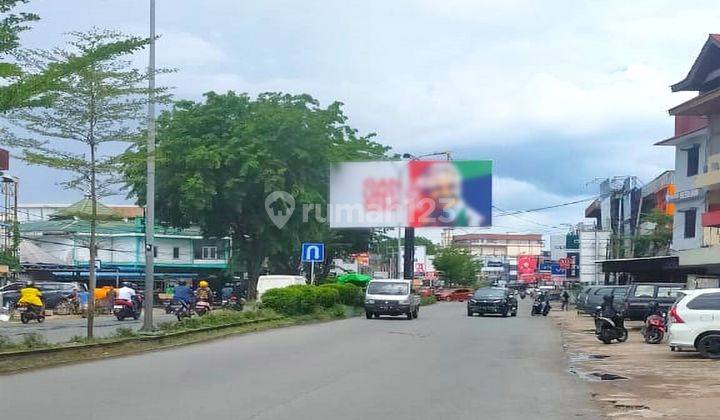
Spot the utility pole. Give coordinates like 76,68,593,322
142,0,156,331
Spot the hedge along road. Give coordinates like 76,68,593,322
1,301,601,420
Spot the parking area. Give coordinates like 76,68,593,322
552,309,720,419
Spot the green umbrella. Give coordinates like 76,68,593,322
337,273,372,287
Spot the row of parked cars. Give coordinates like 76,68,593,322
577,283,720,358
0,281,87,309
576,283,684,321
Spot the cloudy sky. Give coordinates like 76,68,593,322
10,0,719,237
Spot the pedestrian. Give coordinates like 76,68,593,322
561,289,570,311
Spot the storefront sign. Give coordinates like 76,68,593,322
668,188,701,203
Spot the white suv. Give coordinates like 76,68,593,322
668,288,720,358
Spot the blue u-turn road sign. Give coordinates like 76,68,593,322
301,243,325,263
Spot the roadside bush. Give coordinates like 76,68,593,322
262,285,341,316
315,286,340,308
320,283,364,306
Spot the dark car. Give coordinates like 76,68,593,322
579,285,628,315
620,283,684,321
467,287,518,317
0,281,87,309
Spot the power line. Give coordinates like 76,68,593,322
493,197,597,217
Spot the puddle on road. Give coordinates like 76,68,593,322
568,353,629,382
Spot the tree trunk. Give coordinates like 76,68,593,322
87,143,98,339
244,241,264,301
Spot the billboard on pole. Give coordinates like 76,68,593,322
329,160,492,228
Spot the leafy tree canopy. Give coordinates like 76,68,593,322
433,245,480,286
122,91,389,296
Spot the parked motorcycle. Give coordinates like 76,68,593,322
16,303,45,324
113,296,143,321
643,313,666,344
594,306,628,344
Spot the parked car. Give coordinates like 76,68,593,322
621,283,684,321
0,281,87,309
364,279,420,320
575,286,592,312
435,288,473,302
668,288,720,358
579,285,628,315
467,287,518,317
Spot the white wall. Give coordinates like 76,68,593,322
672,130,708,251
579,230,610,285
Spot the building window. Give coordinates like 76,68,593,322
173,247,180,259
684,208,697,239
687,144,700,177
201,246,218,260
153,246,158,258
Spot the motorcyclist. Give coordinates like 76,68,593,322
196,280,213,303
599,294,623,327
117,282,138,311
173,280,195,308
18,281,43,313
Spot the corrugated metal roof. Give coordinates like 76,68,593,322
19,240,67,265
19,219,202,237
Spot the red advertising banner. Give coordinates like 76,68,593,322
517,255,538,275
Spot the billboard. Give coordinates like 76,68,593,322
329,160,492,228
517,255,538,276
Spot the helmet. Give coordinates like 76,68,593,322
199,280,209,288
122,282,133,288
26,281,35,287
178,280,187,286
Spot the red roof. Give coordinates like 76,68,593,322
453,233,542,242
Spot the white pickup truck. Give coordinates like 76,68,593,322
364,279,420,320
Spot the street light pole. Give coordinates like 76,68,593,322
142,0,156,331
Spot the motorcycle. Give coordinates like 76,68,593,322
16,303,45,324
113,296,143,321
172,300,193,321
195,300,212,316
643,313,666,344
531,300,550,316
594,306,628,344
222,295,245,311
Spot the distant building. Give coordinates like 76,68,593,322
18,203,143,222
452,233,543,282
654,34,720,288
18,199,229,285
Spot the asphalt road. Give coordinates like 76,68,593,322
0,309,177,343
0,301,600,420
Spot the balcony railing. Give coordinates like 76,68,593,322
694,154,720,188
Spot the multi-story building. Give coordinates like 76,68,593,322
452,233,543,282
19,200,230,285
655,34,720,288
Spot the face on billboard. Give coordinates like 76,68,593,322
329,160,492,228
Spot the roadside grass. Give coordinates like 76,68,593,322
0,304,360,374
420,296,437,306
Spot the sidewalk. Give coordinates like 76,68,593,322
551,308,720,419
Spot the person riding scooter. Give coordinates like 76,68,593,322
17,281,45,323
594,294,628,344
117,282,138,310
194,280,213,315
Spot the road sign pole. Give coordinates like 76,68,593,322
310,261,315,285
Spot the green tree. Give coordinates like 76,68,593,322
634,209,673,257
1,29,167,338
433,246,480,286
122,91,388,298
0,1,148,112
